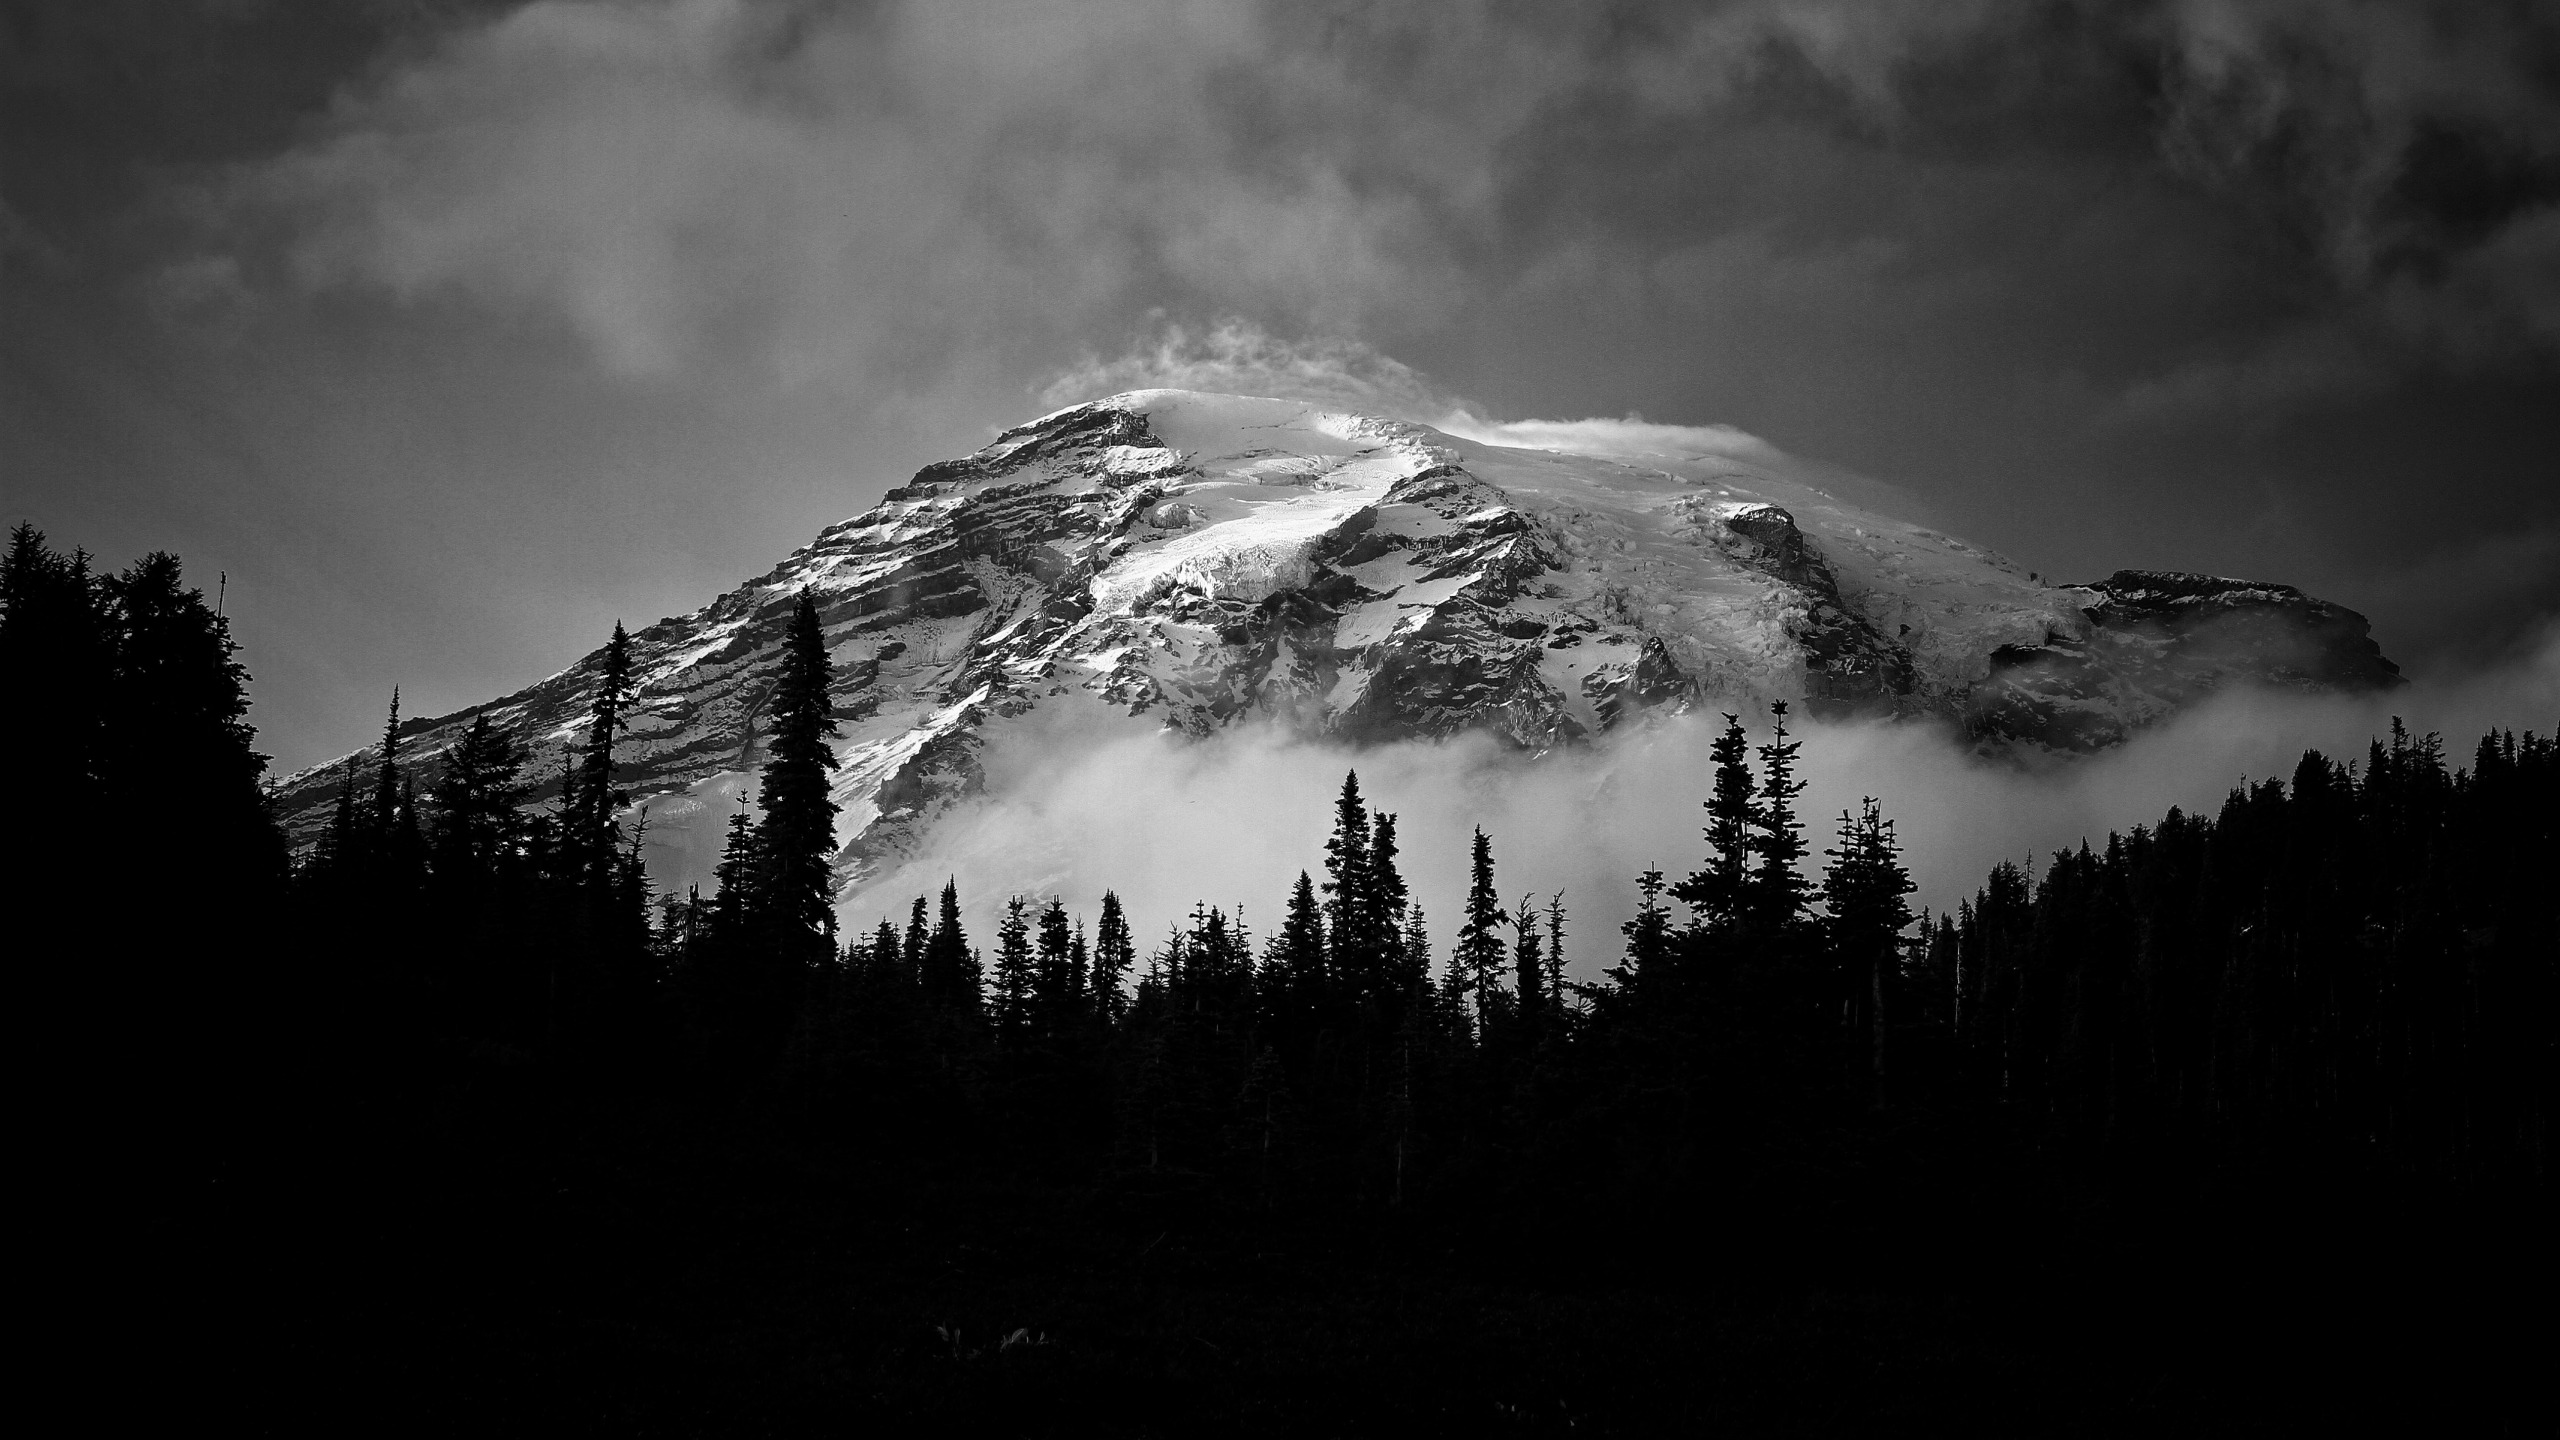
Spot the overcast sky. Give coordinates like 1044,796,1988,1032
7,0,2556,775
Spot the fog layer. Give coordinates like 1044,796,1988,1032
846,623,2560,974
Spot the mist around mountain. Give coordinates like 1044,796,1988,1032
267,390,2410,945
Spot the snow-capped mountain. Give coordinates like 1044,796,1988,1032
269,389,2401,894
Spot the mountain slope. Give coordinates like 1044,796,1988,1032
269,390,2401,896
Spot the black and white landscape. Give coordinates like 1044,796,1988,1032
8,2,2555,1432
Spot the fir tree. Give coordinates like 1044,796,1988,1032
1821,798,1915,1109
84,547,281,1153
315,756,362,884
902,895,931,984
2,529,111,856
428,713,528,887
710,799,762,940
1322,771,1375,1001
868,916,904,987
1543,892,1570,1018
1610,868,1675,1001
1401,908,1432,991
1672,713,1757,932
371,687,404,840
753,592,840,949
1454,828,1509,1029
1035,897,1077,1032
994,896,1034,1050
1367,810,1412,1008
1069,917,1092,1018
1746,700,1813,933
924,879,980,1017
567,622,636,885
1513,891,1547,1031
1275,870,1327,1031
1093,890,1135,1025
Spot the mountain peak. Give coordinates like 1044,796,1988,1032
271,390,2401,901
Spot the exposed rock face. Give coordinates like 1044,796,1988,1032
1965,570,2403,751
267,390,2403,901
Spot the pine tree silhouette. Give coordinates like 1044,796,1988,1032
1513,890,1547,1035
1322,771,1375,1007
1673,713,1757,933
925,879,980,1019
1094,890,1135,1025
1275,870,1326,1039
1821,797,1914,1110
754,592,841,950
1455,828,1509,1032
994,896,1034,1052
567,622,635,887
1610,868,1675,1002
1746,700,1813,934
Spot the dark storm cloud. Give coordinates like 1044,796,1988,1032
6,0,2555,771
167,2,2560,402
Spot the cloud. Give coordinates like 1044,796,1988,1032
188,0,2560,417
1035,316,1794,473
1434,414,1785,465
2104,322,2391,426
1034,318,1452,417
844,634,2560,980
2352,522,2560,673
200,0,1540,394
2124,0,2560,411
1647,229,1906,314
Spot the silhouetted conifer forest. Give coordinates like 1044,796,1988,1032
13,529,2550,1432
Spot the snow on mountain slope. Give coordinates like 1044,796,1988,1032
269,389,2401,901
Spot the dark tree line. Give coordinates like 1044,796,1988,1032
11,528,2546,1254
5,528,287,1192
1908,720,2554,1183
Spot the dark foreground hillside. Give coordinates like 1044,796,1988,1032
11,531,2548,1434
158,1092,2545,1435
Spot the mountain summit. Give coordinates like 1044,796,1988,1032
272,390,2401,893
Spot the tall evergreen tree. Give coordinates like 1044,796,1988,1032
1367,810,1412,1008
1610,868,1675,1000
902,895,931,984
1069,917,1092,1018
567,622,636,885
1821,798,1915,1110
89,548,282,1165
994,896,1034,1050
1034,897,1077,1034
371,687,404,838
1513,891,1547,1032
710,800,763,940
1275,870,1327,1029
1543,892,1570,1019
866,916,903,985
1093,890,1135,1025
1400,908,1435,1015
1454,828,1509,1029
1322,772,1375,1002
1672,713,1757,932
754,592,841,949
428,714,528,887
924,879,980,1017
1,528,109,835
314,756,362,884
1746,700,1813,933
